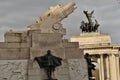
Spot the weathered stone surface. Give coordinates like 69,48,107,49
54,59,70,80
65,48,84,59
0,60,28,80
62,42,79,48
71,32,111,45
32,33,63,48
28,59,88,80
28,2,75,35
0,42,30,48
0,48,29,60
5,31,28,43
68,59,88,80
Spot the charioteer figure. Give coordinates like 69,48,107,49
80,10,100,32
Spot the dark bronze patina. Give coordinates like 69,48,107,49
34,50,62,80
80,10,100,32
84,53,96,80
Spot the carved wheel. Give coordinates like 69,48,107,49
52,24,60,30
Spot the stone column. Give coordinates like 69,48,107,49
115,54,120,80
104,54,110,80
97,54,105,80
100,54,105,80
97,57,102,80
109,54,117,80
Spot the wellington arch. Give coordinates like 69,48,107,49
70,10,120,80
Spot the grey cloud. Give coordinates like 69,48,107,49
0,0,61,27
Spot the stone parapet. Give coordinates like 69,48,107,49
71,32,111,45
0,48,29,60
0,42,30,48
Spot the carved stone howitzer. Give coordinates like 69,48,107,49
36,2,76,23
28,2,76,35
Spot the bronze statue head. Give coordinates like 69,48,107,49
47,50,51,55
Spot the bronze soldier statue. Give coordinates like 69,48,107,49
84,53,96,80
34,50,62,80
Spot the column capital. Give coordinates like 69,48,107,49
104,54,109,57
94,54,100,58
114,54,119,57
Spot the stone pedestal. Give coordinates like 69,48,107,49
27,30,88,80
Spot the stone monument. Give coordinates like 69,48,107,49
70,11,120,80
0,2,88,80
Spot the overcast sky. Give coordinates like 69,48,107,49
0,0,120,44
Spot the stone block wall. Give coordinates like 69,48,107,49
28,59,88,80
0,60,28,80
0,28,88,80
71,32,111,45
